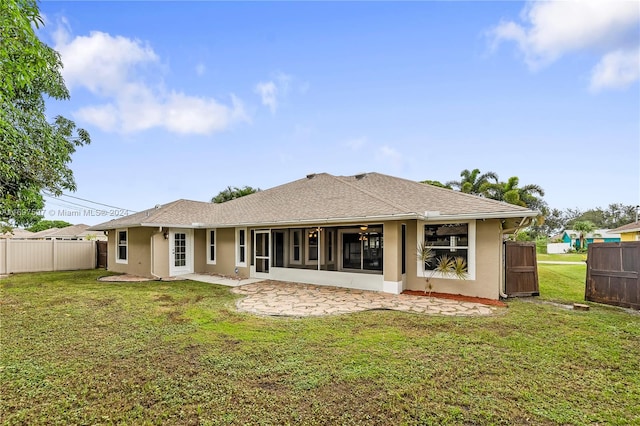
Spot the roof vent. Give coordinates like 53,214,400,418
155,204,161,209
355,173,367,180
306,173,316,179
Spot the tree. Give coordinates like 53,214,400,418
446,169,498,195
420,180,452,189
573,220,596,251
211,186,260,203
481,176,545,210
27,220,72,233
1,0,90,229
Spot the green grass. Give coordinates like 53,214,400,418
538,263,588,303
538,253,587,262
2,270,639,425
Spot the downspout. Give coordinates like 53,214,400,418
150,227,163,280
499,217,533,299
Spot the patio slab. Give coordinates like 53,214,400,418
231,280,501,317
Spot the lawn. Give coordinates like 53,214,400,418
1,270,639,425
537,253,587,262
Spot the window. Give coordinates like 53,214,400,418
339,227,383,272
116,229,128,264
423,223,468,271
328,231,334,262
421,222,475,280
207,229,216,265
401,224,406,274
236,228,246,266
306,229,319,263
290,229,302,264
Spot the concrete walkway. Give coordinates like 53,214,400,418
231,281,500,317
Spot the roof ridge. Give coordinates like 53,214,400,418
328,173,418,215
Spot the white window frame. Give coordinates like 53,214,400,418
116,228,128,264
236,228,247,267
290,229,302,265
417,220,476,280
206,229,217,265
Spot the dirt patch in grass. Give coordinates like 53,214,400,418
402,290,507,307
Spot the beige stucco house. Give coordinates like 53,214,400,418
89,172,538,300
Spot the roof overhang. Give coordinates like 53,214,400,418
89,210,538,231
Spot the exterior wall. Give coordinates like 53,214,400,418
404,219,502,300
151,231,169,278
270,267,384,291
107,227,155,277
620,232,640,242
0,239,96,274
382,221,402,293
197,227,249,278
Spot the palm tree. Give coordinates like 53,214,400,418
446,169,498,195
573,220,596,251
481,176,545,210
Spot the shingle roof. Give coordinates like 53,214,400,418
89,172,537,230
609,221,640,234
26,224,106,239
0,228,34,239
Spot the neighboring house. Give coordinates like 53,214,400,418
26,224,107,241
89,172,538,300
561,229,621,250
609,221,640,242
0,228,35,239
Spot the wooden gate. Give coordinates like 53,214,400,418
586,242,639,309
504,241,539,297
96,241,108,269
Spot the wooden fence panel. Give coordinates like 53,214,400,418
586,242,640,310
0,239,96,274
505,241,539,296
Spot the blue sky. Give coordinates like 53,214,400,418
38,1,639,225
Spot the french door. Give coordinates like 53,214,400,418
170,228,193,276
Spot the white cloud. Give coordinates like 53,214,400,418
255,72,296,114
53,22,247,135
490,0,640,90
590,48,640,92
255,81,278,114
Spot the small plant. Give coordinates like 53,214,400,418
416,243,468,296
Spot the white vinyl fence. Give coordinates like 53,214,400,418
0,239,96,274
547,242,571,254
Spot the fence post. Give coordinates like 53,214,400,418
6,238,11,274
52,239,58,272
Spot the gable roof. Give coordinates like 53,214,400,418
609,221,640,234
89,172,538,230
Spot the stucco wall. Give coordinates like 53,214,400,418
404,219,502,300
197,227,250,278
107,227,155,277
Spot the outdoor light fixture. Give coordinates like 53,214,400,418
163,231,169,240
360,225,368,231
